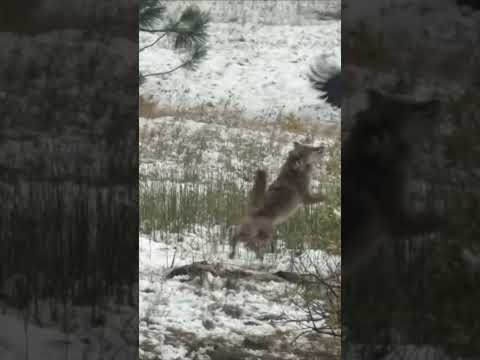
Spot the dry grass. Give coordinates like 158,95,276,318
139,90,340,253
139,95,161,119
139,95,339,141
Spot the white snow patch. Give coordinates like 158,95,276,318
139,230,339,359
140,22,340,123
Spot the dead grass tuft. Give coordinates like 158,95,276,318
139,97,339,140
139,95,161,119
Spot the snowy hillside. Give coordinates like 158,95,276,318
163,0,340,25
140,2,341,123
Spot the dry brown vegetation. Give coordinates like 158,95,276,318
139,95,339,140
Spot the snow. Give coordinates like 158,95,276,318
139,231,339,360
140,21,340,123
163,0,339,26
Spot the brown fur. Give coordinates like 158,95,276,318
229,142,325,259
249,169,267,211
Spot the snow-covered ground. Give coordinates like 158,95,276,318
140,21,340,123
139,230,340,360
163,0,339,26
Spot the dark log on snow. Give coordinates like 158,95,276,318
166,261,220,279
166,262,322,284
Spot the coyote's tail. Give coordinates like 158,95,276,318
308,58,341,108
249,169,267,211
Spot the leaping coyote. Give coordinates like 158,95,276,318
229,142,325,259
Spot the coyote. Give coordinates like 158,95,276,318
229,142,325,259
342,89,441,274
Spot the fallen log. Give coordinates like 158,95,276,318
166,261,326,284
166,261,219,279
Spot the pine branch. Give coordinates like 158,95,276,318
183,44,208,70
139,3,210,79
170,6,210,50
139,0,166,29
139,33,167,53
142,44,207,77
139,27,171,33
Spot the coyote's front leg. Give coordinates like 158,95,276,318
301,189,325,205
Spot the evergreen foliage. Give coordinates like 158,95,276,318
139,0,210,82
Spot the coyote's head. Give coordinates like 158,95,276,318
286,142,325,173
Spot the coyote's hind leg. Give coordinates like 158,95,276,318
229,226,247,259
229,231,239,259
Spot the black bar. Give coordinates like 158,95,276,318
342,1,480,358
0,1,139,358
